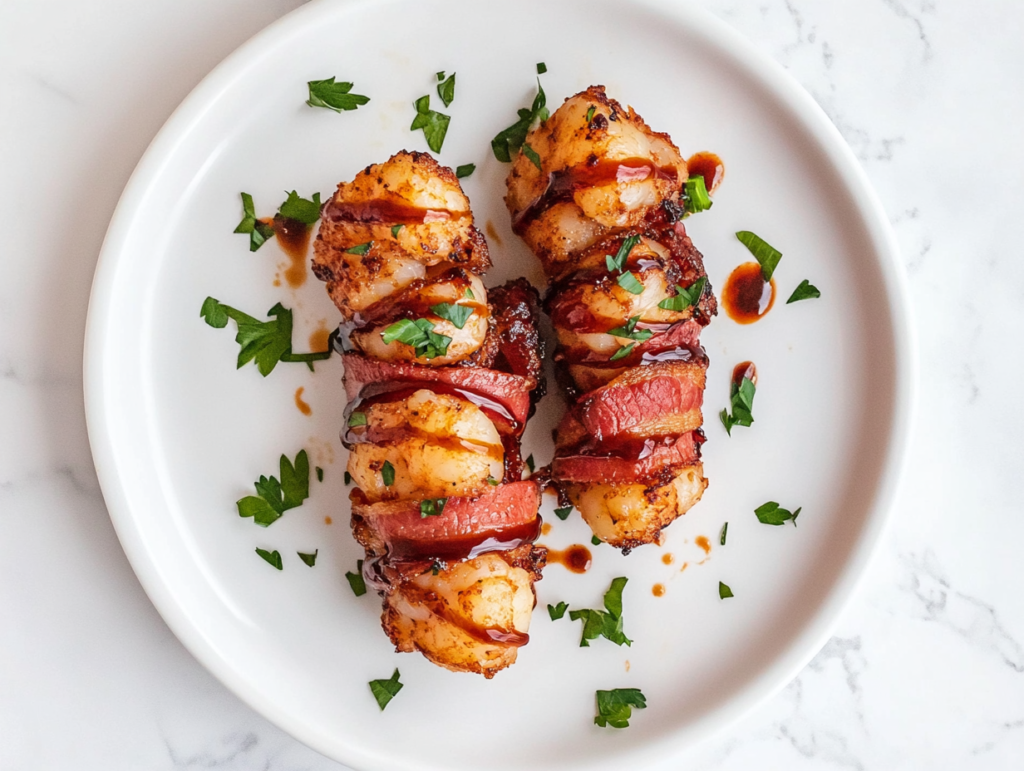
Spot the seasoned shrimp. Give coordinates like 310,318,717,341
346,389,503,502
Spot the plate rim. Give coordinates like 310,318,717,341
83,0,917,768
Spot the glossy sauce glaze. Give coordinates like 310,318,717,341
544,544,592,574
722,262,776,323
686,152,724,194
732,360,758,388
323,197,468,225
273,215,311,288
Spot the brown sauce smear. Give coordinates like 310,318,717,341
686,152,724,194
273,215,311,288
485,220,503,246
324,197,469,225
544,544,592,574
695,535,711,555
722,262,775,323
294,386,312,416
652,583,666,597
324,516,333,525
308,322,331,353
541,522,553,536
733,361,758,388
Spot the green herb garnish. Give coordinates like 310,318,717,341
525,454,535,473
344,471,352,486
346,560,367,596
586,105,596,123
236,450,310,527
411,94,450,153
298,550,318,567
657,276,707,312
754,501,801,526
487,476,500,486
256,548,283,570
719,376,756,436
368,669,403,711
536,62,547,74
455,163,476,178
348,411,368,428
591,534,602,546
437,72,456,107
345,241,372,255
548,601,568,620
609,343,635,362
381,318,452,359
306,77,370,112
736,231,782,281
381,460,395,487
787,279,821,303
420,498,447,518
568,576,631,647
595,688,647,728
605,235,640,273
491,79,549,162
682,175,712,214
720,522,728,546
719,581,734,599
430,302,474,329
616,271,644,295
316,466,324,482
607,315,653,343
233,192,275,252
391,224,404,237
554,506,572,521
277,191,322,224
522,142,542,170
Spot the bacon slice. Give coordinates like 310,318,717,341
552,432,702,485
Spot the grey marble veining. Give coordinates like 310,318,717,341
2,0,1023,769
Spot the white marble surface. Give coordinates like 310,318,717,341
1,0,1022,768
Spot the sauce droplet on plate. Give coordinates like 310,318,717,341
541,522,553,536
686,151,724,194
294,386,312,416
324,516,333,525
662,552,674,565
652,583,666,597
544,545,592,574
308,322,331,353
732,360,758,388
722,262,775,323
695,535,711,555
273,215,311,288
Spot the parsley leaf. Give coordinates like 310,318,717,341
522,142,542,170
344,471,352,486
586,105,596,123
368,669,403,711
346,560,367,596
430,302,474,329
455,163,476,178
491,79,549,162
236,450,310,527
536,62,547,74
437,72,456,107
595,688,647,729
525,454,535,473
616,271,644,295
607,315,653,342
487,475,500,486
411,94,450,153
548,601,568,620
554,506,573,521
201,298,332,375
787,279,821,303
316,466,324,482
736,231,782,281
719,581,734,599
609,342,636,362
720,376,756,435
591,535,603,546
381,318,452,359
256,548,283,570
346,241,372,255
754,501,801,526
348,411,368,427
381,460,395,487
277,190,322,224
682,175,713,215
568,576,631,647
298,550,318,567
391,224,404,237
720,522,728,546
420,498,447,518
233,192,275,252
605,235,640,273
657,276,707,312
306,77,370,112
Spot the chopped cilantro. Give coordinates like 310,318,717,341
411,94,450,153
491,79,549,162
754,501,801,526
437,72,456,107
277,191,322,224
236,449,310,527
595,688,647,728
306,77,370,112
233,192,275,251
548,601,568,620
381,318,452,359
568,576,631,647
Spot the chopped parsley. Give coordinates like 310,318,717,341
491,79,549,162
720,522,728,546
682,175,713,214
736,231,782,281
305,77,370,112
430,302,474,329
344,471,352,486
455,163,476,178
436,72,456,107
787,279,821,303
609,343,635,362
522,142,542,170
607,315,653,343
525,454,535,473
346,560,367,596
657,276,707,312
345,241,372,255
200,299,332,375
277,190,322,224
719,581,734,599
487,476,500,486
381,318,452,359
347,411,368,428
233,192,275,252
554,506,573,521
316,466,324,483
547,601,568,620
568,576,631,647
391,224,404,237
720,376,756,436
420,498,447,518
595,688,647,729
536,62,547,74
754,501,801,526
591,535,602,546
298,550,318,567
616,271,645,295
256,547,283,570
236,449,310,527
605,235,640,273
381,460,395,487
586,105,596,123
411,94,450,153
368,669,403,711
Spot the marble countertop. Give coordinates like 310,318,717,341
2,0,1022,768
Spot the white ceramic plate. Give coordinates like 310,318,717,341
84,0,913,769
